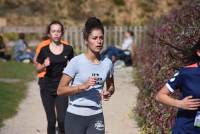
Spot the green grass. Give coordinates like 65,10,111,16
0,61,35,127
0,61,35,80
0,82,26,127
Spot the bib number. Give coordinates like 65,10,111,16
194,111,200,127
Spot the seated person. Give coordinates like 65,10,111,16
101,30,134,66
122,30,134,51
14,33,34,62
0,35,11,61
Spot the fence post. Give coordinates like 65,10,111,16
1,26,145,53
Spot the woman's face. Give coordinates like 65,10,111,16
49,24,62,42
86,28,104,53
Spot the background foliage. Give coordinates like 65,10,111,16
134,0,200,133
0,0,187,26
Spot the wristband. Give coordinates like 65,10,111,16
75,86,80,94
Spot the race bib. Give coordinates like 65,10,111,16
194,111,200,127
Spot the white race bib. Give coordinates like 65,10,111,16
194,111,200,127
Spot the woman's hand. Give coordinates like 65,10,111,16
101,90,111,101
80,77,96,91
44,57,50,67
178,96,200,110
36,57,50,73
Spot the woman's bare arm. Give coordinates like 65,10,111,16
156,85,200,110
57,74,96,96
35,57,50,73
101,75,115,101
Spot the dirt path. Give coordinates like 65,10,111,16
0,82,46,134
0,67,139,134
103,67,139,134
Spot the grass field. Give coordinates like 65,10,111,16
0,61,35,80
0,61,35,127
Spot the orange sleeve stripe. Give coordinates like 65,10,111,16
35,40,50,78
37,71,46,78
36,39,51,54
185,63,198,68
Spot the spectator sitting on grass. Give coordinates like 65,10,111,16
101,31,134,65
13,33,34,63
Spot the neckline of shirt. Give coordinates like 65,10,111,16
48,43,64,56
82,53,102,65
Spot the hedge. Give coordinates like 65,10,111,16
135,1,200,133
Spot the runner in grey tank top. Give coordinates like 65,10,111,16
57,17,115,134
63,53,113,116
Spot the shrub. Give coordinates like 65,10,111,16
135,0,200,133
112,0,125,6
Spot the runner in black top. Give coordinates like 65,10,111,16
35,20,74,134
